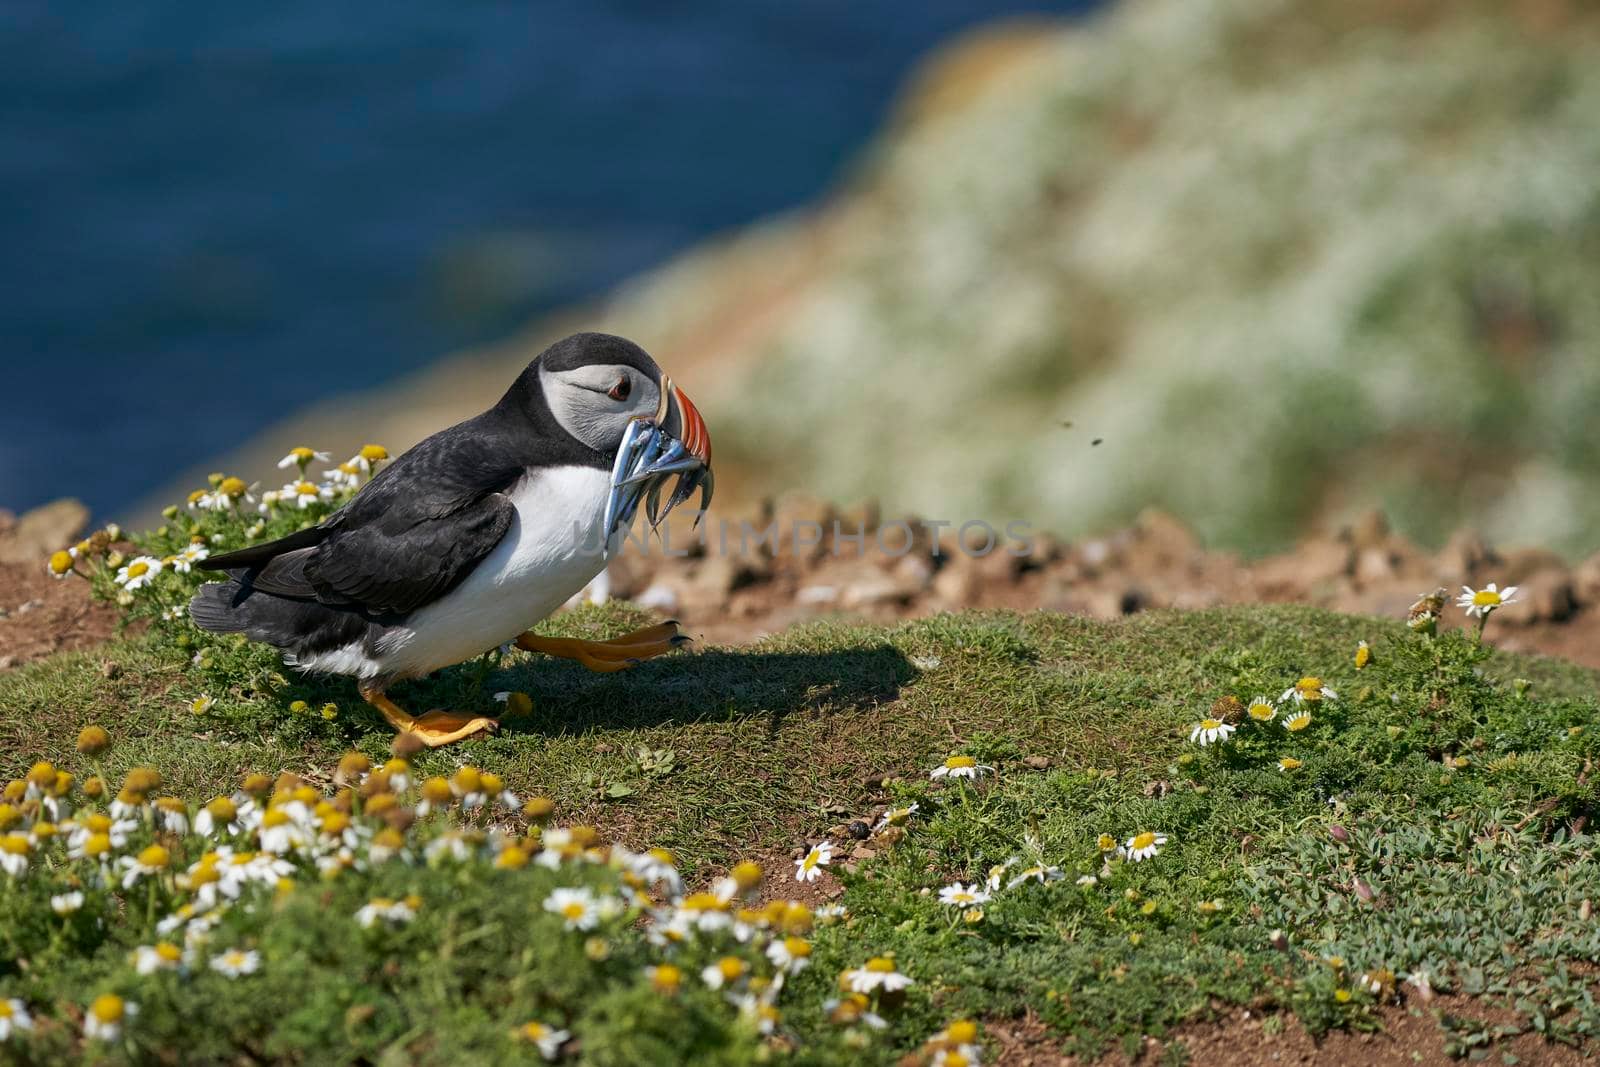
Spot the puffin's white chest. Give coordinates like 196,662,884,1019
370,465,616,679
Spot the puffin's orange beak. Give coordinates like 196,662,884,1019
671,383,712,467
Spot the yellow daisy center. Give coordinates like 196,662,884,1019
126,561,149,579
156,942,182,963
1199,719,1222,730
90,995,125,1023
1130,832,1156,850
295,482,317,496
1473,590,1501,607
865,957,897,973
360,444,388,462
220,477,247,497
561,902,587,921
946,755,976,769
1249,703,1275,720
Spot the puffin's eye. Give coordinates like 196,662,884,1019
607,377,631,402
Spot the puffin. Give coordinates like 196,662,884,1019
188,332,712,746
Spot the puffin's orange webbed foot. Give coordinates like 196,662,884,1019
515,620,691,673
359,685,498,748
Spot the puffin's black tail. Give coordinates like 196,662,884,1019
189,580,378,665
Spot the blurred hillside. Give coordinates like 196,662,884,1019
149,0,1600,557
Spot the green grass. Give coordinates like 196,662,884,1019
4,598,1599,1062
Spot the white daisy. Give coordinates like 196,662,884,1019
700,956,748,990
133,943,184,975
154,798,190,835
210,948,260,978
873,803,920,832
114,555,164,591
1281,677,1337,704
1006,863,1064,889
794,841,833,882
321,463,361,491
355,896,417,928
83,995,136,1042
51,891,85,915
0,998,32,1041
1282,710,1313,733
281,480,332,509
277,447,331,470
118,845,170,889
174,542,210,572
823,995,887,1029
1118,831,1167,863
843,957,914,994
1189,719,1235,746
544,886,610,931
1458,583,1519,618
349,444,389,473
937,882,991,908
766,935,813,975
1246,696,1277,722
516,1020,570,1061
0,835,28,878
931,755,993,780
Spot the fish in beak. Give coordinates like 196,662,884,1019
601,376,713,552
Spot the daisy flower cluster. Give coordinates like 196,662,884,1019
0,730,950,1061
48,445,390,626
1183,668,1340,771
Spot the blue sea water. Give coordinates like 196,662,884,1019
1,0,1096,522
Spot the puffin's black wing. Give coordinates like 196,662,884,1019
201,421,523,620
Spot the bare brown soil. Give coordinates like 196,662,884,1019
616,499,1600,671
989,993,1593,1066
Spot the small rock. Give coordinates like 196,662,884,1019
931,558,981,607
1573,552,1600,606
847,821,870,841
0,498,90,564
1436,529,1499,585
1023,755,1050,769
840,576,913,610
1345,509,1390,551
1353,547,1397,584
1129,508,1200,568
768,491,834,562
633,583,680,613
1506,567,1576,625
891,553,934,592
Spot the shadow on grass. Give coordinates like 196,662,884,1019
276,643,922,743
497,645,919,737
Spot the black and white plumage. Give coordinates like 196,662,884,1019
189,333,712,695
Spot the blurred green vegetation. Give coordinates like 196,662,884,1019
617,0,1600,557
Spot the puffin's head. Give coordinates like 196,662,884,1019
533,332,712,468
